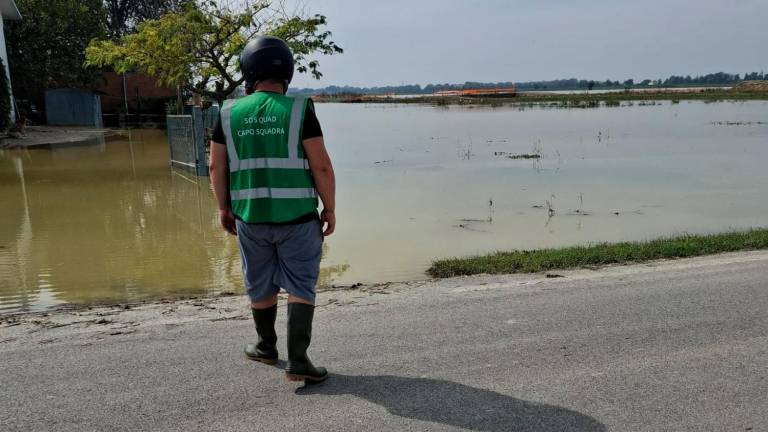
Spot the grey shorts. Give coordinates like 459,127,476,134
236,218,323,304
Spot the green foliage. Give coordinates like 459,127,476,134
85,0,343,103
6,0,107,104
0,58,11,131
104,0,193,39
428,229,768,278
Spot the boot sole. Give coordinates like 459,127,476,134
244,354,278,366
285,373,328,383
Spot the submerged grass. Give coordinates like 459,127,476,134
428,229,768,278
506,154,541,159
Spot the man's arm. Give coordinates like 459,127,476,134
209,141,237,235
303,136,336,236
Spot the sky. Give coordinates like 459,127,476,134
286,0,768,89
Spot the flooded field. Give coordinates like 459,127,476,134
2,101,768,313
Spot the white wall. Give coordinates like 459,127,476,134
0,15,15,123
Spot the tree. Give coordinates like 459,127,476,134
104,0,193,39
6,0,107,106
0,58,12,131
85,0,343,104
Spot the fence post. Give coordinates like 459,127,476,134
167,115,175,166
191,106,208,176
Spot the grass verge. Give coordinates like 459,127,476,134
427,229,768,278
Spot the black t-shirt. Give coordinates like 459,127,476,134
211,96,323,145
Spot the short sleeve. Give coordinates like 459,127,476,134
211,114,225,144
302,101,323,140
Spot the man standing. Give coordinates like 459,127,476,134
209,36,336,384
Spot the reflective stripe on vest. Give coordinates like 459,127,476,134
230,187,316,201
220,94,317,223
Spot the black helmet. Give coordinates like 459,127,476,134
240,36,294,92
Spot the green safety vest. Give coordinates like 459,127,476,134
220,92,318,223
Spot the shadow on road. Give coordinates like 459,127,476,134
296,374,606,432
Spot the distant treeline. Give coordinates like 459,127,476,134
290,72,767,96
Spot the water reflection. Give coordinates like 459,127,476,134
0,131,352,313
0,156,35,312
319,100,768,285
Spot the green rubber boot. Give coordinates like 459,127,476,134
244,304,278,365
285,303,328,383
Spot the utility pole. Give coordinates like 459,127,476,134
122,73,129,112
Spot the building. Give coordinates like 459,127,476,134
45,88,102,127
0,0,21,123
99,71,177,114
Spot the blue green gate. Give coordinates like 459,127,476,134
167,107,208,176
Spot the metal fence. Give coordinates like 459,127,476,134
167,106,208,176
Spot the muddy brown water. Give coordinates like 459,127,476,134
2,101,768,314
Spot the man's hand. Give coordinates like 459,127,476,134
321,209,335,236
219,209,237,235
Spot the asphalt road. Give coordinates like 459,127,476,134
2,251,767,431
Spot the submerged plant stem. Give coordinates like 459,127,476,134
507,154,541,159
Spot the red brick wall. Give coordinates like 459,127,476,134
99,72,177,113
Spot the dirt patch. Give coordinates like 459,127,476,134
0,281,414,349
733,81,768,92
0,126,123,149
